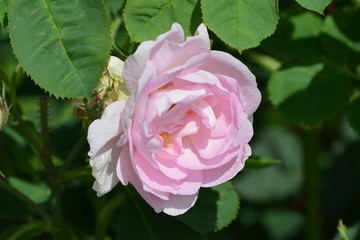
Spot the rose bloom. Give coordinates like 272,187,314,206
87,23,261,215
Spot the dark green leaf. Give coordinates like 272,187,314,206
260,12,322,60
201,0,278,52
178,181,239,234
7,0,111,98
123,0,198,42
116,187,203,240
0,221,51,240
235,128,303,203
244,157,281,170
268,63,353,125
295,0,332,14
347,97,360,135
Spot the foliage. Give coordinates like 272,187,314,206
0,0,360,239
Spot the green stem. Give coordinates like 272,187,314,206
58,134,87,178
0,178,52,225
303,128,322,240
39,95,63,239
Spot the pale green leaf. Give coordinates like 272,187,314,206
296,0,332,14
0,0,5,26
178,181,239,234
123,0,198,42
8,177,50,204
268,63,353,125
7,0,111,98
201,0,278,52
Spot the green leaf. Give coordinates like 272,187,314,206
295,0,332,14
123,0,198,42
8,177,50,204
7,0,111,98
321,8,360,73
116,187,203,240
348,97,360,135
0,0,6,26
234,128,303,203
334,220,360,240
268,63,353,125
244,157,281,170
178,181,239,234
260,12,323,60
201,0,278,52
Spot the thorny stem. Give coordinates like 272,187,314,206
39,95,64,239
0,178,52,225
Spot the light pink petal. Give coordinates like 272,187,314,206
202,144,251,187
88,100,126,157
189,133,232,159
150,192,199,216
133,150,203,195
199,51,261,115
122,23,184,92
90,138,121,197
150,23,210,74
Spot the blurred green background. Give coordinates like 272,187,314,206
1,0,360,239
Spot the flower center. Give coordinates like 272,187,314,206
160,132,173,149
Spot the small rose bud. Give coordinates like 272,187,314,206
72,56,128,125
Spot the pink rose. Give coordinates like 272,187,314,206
87,23,261,215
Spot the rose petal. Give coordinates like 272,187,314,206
199,51,261,115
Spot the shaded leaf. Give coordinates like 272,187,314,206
347,97,360,135
295,0,332,14
268,63,352,125
7,0,111,98
116,187,203,240
0,220,51,240
244,157,281,170
178,181,239,234
235,128,303,203
201,0,278,52
123,0,198,42
260,12,323,60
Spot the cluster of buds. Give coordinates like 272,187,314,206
72,56,129,125
0,82,10,130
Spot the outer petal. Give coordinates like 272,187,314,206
88,100,126,157
199,51,261,115
122,23,185,92
90,138,121,196
201,144,251,187
150,192,199,216
88,101,126,196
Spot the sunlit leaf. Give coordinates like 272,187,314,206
123,0,198,42
8,177,50,204
7,0,111,98
295,0,332,14
0,0,6,26
201,0,278,52
178,181,239,234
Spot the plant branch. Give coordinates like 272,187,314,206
0,178,52,225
